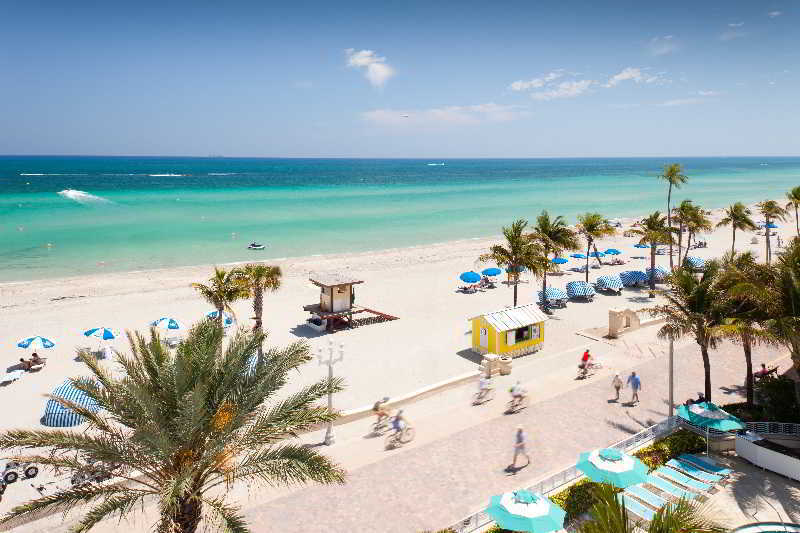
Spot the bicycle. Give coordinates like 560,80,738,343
385,426,415,449
506,394,530,413
372,415,391,436
472,387,495,405
576,361,602,380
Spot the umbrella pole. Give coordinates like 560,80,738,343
706,426,710,455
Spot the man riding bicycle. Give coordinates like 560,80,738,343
579,349,592,369
509,381,527,407
477,373,493,398
391,409,408,437
373,397,390,424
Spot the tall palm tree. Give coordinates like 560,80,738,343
480,219,542,306
191,267,249,327
650,263,723,401
786,185,800,236
716,202,757,254
658,163,689,270
630,211,674,297
0,322,345,533
579,483,725,533
674,199,695,265
532,211,580,310
684,205,713,253
576,213,616,283
236,263,282,360
757,200,789,264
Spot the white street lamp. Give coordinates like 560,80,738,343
317,340,344,446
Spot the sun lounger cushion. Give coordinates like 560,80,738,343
625,484,668,509
678,454,732,476
0,370,24,384
646,475,697,501
666,459,723,484
656,466,712,492
618,494,654,521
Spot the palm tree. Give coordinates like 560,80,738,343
674,199,695,265
650,263,723,401
576,213,615,283
786,185,800,236
532,211,580,310
756,200,789,264
237,263,282,360
630,212,674,297
480,219,542,306
0,322,345,533
579,483,725,533
684,205,713,254
716,202,757,254
658,163,689,270
191,267,249,327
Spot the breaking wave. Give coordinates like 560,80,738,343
57,189,113,205
148,173,185,177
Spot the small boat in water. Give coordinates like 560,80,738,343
247,242,265,250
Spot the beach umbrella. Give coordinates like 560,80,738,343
619,270,648,287
684,256,705,271
570,253,587,259
551,257,568,264
481,267,502,277
633,243,650,249
506,266,527,273
576,448,649,488
206,310,235,327
762,222,779,229
150,317,185,331
42,380,100,427
486,490,566,533
460,271,481,283
17,336,55,350
595,274,623,292
604,248,622,255
566,281,595,299
83,327,120,341
538,287,567,302
589,251,605,258
646,266,669,282
677,401,745,454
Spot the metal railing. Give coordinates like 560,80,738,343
446,417,679,533
745,421,800,437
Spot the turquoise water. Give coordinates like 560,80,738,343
1,156,799,282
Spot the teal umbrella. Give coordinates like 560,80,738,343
576,448,649,488
486,490,566,533
677,401,745,454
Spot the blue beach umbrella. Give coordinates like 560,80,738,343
576,448,649,488
619,270,648,287
206,310,235,327
595,274,623,292
17,336,56,350
551,257,568,264
604,248,622,255
538,287,568,302
762,222,779,229
460,271,481,283
42,380,100,427
481,267,502,277
570,253,587,259
506,266,527,273
566,281,596,299
684,256,705,271
633,243,650,249
150,317,185,331
646,266,669,282
486,490,566,533
83,327,120,341
677,401,745,454
589,251,605,258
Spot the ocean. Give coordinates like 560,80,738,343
1,156,799,282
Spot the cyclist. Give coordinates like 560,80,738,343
579,349,592,369
372,397,390,424
477,373,493,399
509,381,526,408
391,409,408,438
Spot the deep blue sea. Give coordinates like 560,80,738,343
1,156,799,282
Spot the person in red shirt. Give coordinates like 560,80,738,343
580,349,592,369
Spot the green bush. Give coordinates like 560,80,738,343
720,401,766,422
550,479,602,522
633,429,705,470
754,376,800,422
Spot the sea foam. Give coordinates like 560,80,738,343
57,189,113,205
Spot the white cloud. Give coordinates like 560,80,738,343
509,70,564,91
728,22,745,27
657,97,704,107
604,67,663,88
696,90,720,96
362,102,526,125
530,79,595,101
345,48,395,87
648,35,678,56
720,29,747,41
768,10,782,18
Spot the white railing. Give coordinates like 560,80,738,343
745,421,800,437
446,417,678,533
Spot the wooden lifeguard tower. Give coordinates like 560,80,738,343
302,272,397,332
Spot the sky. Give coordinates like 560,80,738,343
0,0,797,158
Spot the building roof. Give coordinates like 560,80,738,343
472,303,549,331
309,272,364,288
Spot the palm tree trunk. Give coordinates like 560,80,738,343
253,287,264,360
667,184,674,270
677,223,684,265
649,247,656,297
585,241,591,283
742,332,754,407
174,496,202,533
731,227,736,255
700,342,712,402
513,279,518,307
592,243,603,266
216,305,224,328
765,217,772,264
795,205,799,236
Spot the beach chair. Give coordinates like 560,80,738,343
625,484,668,509
618,494,655,522
655,466,712,492
678,454,732,476
0,370,24,385
666,459,724,484
645,475,697,501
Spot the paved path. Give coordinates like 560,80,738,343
240,339,788,533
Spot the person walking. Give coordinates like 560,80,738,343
626,371,641,404
611,373,623,401
510,425,530,469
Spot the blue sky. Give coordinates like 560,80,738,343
0,1,797,157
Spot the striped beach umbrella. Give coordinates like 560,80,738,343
150,317,185,331
486,490,566,533
646,266,669,282
570,253,587,259
566,281,595,299
206,310,235,327
604,248,622,255
42,380,100,427
17,336,55,350
551,257,568,264
481,267,502,277
538,287,567,302
595,274,623,292
633,243,650,249
589,251,605,258
619,270,648,287
83,327,120,341
684,256,706,271
576,448,649,488
460,271,481,283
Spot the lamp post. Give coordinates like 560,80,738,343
318,340,344,446
668,338,674,418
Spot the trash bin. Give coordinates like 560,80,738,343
498,356,512,375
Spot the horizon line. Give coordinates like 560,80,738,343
2,154,800,160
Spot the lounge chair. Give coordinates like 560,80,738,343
666,459,724,484
625,484,668,509
0,370,24,385
618,494,654,521
646,474,697,501
677,454,732,477
655,466,712,492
